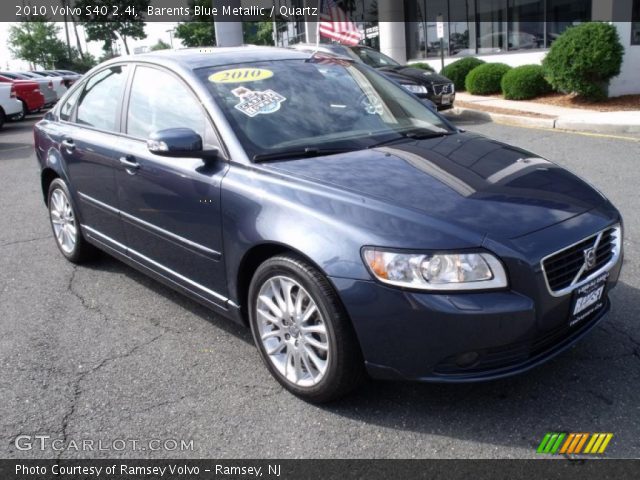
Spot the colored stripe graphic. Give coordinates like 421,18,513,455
537,433,552,453
538,433,613,454
574,433,589,453
550,433,566,454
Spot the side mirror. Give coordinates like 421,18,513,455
147,128,219,160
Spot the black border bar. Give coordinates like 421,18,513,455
1,459,640,480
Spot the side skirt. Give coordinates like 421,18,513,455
81,225,245,326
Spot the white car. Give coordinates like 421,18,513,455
1,72,57,107
21,72,68,101
0,83,23,129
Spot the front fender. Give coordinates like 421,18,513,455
221,164,484,304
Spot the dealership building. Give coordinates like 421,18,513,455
217,0,640,96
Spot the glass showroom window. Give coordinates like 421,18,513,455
448,0,472,56
508,0,545,50
476,0,508,54
632,0,640,45
546,0,591,47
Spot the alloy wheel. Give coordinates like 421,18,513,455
256,275,330,387
49,188,77,254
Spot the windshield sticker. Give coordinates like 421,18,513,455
209,68,273,84
361,95,384,115
231,87,286,118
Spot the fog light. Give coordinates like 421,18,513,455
455,351,480,368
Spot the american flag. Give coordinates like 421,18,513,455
318,0,362,46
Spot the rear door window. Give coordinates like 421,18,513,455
75,65,128,132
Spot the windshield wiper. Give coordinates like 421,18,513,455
252,147,352,163
367,129,455,149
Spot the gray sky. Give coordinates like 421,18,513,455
0,21,184,70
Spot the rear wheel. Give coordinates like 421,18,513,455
0,108,5,130
248,255,364,403
47,178,96,263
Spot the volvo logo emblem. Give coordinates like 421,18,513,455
583,247,597,270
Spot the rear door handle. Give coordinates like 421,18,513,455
61,138,75,152
119,155,140,173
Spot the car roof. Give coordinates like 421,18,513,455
125,46,313,70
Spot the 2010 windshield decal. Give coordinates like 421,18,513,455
231,87,286,118
209,68,273,84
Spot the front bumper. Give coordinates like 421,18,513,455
331,222,623,382
417,91,455,110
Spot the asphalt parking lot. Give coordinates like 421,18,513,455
1,115,639,459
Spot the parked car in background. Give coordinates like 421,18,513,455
35,48,623,402
0,83,23,129
32,70,80,88
0,75,44,119
291,43,456,110
20,71,68,101
0,72,57,108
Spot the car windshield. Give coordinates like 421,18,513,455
350,47,401,68
198,58,452,160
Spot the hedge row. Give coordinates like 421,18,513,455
439,22,624,101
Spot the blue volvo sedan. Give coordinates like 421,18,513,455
34,47,623,402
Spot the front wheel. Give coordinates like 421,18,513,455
248,255,364,403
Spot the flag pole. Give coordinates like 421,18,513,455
313,0,322,54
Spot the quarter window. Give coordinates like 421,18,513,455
127,66,213,144
75,65,128,131
59,87,82,122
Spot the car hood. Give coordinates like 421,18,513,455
266,133,605,240
379,66,452,85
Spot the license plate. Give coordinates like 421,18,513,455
569,272,609,327
441,95,451,105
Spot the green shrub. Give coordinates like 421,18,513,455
465,63,512,95
542,22,624,100
441,57,485,91
410,62,434,72
501,65,552,100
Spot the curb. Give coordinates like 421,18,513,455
443,106,640,135
443,107,555,129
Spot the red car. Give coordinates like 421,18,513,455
0,75,45,119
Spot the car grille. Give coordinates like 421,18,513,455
433,303,605,376
542,226,620,295
433,83,452,95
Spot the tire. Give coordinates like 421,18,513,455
47,178,97,263
248,254,365,403
0,108,5,130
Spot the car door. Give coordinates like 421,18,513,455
58,64,130,253
115,64,230,305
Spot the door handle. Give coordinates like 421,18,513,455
119,155,140,173
61,138,75,152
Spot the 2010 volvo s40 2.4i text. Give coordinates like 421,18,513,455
34,47,623,402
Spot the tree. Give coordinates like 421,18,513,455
54,48,97,73
150,39,171,51
75,0,150,55
174,0,215,47
244,21,274,46
8,21,68,68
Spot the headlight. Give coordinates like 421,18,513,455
401,84,428,94
362,248,508,291
450,83,455,93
